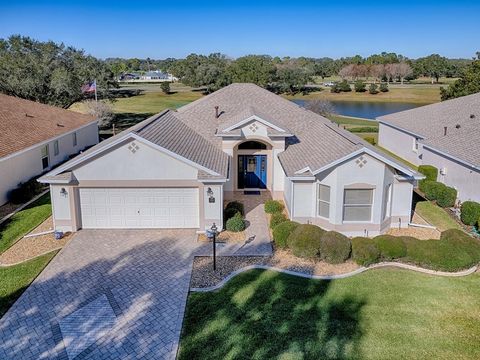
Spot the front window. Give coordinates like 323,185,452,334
343,189,373,222
317,184,330,218
41,145,49,169
73,132,77,147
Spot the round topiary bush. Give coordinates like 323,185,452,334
319,231,351,264
374,235,407,260
460,201,480,225
436,185,457,208
351,237,380,266
226,213,245,232
287,224,325,259
272,221,300,249
225,201,244,216
270,212,287,229
224,207,240,221
264,200,284,214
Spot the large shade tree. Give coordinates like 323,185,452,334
440,54,480,100
0,35,117,108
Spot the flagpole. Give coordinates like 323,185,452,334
94,79,98,102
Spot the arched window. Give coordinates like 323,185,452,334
238,141,267,150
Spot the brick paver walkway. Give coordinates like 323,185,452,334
0,229,199,360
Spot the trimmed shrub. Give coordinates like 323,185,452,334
224,208,240,221
379,82,389,92
8,178,44,204
348,127,379,133
374,235,407,260
403,230,480,271
364,136,376,146
330,83,340,93
436,185,457,208
338,80,352,92
351,237,380,266
226,213,245,232
287,224,325,259
368,83,379,94
423,181,444,201
225,201,245,216
320,231,351,264
264,200,284,214
354,80,366,92
418,165,438,182
270,212,287,229
272,221,300,249
460,201,480,225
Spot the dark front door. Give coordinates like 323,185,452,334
238,155,267,189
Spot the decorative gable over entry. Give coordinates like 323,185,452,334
216,106,293,139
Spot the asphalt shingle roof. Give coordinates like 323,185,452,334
0,94,95,158
378,92,480,167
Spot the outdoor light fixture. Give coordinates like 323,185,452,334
211,223,218,271
207,187,215,203
60,188,68,197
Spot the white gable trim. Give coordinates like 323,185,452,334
45,133,221,178
301,147,419,179
222,115,287,133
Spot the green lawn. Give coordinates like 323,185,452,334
179,269,480,360
0,193,52,254
415,201,463,232
0,251,57,318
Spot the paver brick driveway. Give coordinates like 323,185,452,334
0,229,199,360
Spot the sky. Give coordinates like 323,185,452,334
0,0,479,60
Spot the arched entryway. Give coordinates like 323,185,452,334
235,140,272,190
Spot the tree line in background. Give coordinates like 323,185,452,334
0,35,479,108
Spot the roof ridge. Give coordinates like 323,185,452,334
176,85,234,112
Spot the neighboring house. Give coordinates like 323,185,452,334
378,92,480,202
0,94,99,205
40,83,421,236
119,73,140,81
140,71,177,82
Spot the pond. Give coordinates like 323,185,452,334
292,100,423,119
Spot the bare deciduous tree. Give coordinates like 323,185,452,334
84,100,115,128
305,99,336,116
385,63,399,83
338,64,355,79
397,62,413,85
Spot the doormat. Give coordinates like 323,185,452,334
244,191,261,195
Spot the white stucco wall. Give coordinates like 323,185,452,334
378,123,421,166
203,184,223,230
289,153,410,236
73,139,198,181
422,146,480,202
0,122,98,205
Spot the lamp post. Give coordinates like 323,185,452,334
211,223,218,271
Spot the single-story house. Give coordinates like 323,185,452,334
0,94,99,205
378,92,480,202
40,83,421,236
140,71,177,82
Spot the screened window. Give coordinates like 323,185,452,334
73,132,77,147
413,138,418,152
317,184,330,218
41,145,49,169
54,140,59,156
343,189,373,222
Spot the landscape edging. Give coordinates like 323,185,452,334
190,262,478,292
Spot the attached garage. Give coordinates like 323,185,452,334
79,188,199,229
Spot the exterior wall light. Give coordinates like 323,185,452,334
207,187,215,203
60,188,68,197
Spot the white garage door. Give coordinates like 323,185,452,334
79,188,199,229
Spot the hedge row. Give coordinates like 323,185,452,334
272,222,351,264
418,165,457,208
272,222,480,271
352,229,480,271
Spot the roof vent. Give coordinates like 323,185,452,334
56,123,65,127
455,124,461,129
470,114,476,119
25,113,34,118
215,106,219,119
443,126,447,136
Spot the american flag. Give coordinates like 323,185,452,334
81,80,96,93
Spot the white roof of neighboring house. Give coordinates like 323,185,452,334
378,92,480,168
